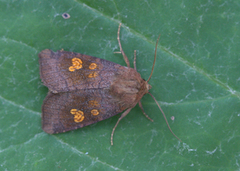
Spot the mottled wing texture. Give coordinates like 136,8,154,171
39,49,140,134
42,89,131,134
39,49,122,93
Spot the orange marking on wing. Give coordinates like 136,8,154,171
88,71,98,78
89,63,97,70
70,109,84,122
91,109,99,116
88,100,99,107
69,58,82,72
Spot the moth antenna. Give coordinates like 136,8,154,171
148,92,182,142
147,34,161,83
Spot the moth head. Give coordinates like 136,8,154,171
146,82,152,91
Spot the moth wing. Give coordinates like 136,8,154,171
42,89,131,134
38,49,121,92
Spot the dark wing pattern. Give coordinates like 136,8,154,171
39,49,121,92
39,49,139,134
42,89,131,134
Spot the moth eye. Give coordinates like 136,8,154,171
89,63,97,70
70,109,84,122
69,58,83,72
88,100,99,107
88,71,98,78
91,109,99,116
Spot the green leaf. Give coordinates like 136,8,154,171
1,0,239,170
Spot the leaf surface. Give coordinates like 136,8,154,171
0,0,239,170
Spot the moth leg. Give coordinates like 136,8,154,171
134,50,137,70
138,101,153,122
116,23,130,67
111,108,132,145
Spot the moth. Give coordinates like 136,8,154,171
39,23,181,145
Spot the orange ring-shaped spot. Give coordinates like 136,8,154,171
91,109,99,116
89,63,97,70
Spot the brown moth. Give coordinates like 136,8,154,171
39,23,181,145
